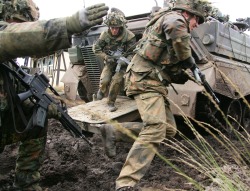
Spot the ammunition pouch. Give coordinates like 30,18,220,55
135,32,167,62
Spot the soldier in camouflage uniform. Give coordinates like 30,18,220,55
93,10,136,112
100,0,207,190
0,1,108,190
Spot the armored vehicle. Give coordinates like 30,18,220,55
64,6,250,135
61,11,151,102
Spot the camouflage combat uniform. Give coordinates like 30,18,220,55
0,18,73,191
0,1,109,190
93,13,136,111
115,9,194,190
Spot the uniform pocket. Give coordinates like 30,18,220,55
136,34,167,62
139,92,161,100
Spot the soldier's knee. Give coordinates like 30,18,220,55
139,123,166,143
112,76,123,84
100,78,110,86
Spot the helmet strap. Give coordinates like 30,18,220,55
181,11,192,22
186,15,192,23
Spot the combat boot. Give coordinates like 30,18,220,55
116,186,142,191
96,89,104,100
108,103,117,112
99,124,116,158
99,122,143,158
116,186,134,191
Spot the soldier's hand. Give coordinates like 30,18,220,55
66,3,109,34
47,103,61,120
105,55,115,63
120,61,127,67
79,4,109,29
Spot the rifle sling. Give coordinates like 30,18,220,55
2,62,36,134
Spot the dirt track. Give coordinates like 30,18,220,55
1,107,250,190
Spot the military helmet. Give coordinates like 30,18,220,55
0,0,39,22
172,0,209,24
104,11,127,27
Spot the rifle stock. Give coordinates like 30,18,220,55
3,60,92,146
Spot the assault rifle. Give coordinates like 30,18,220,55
192,64,220,104
2,60,92,146
107,48,130,72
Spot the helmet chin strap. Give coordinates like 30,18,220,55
186,15,192,23
182,11,193,23
185,11,193,23
181,12,191,32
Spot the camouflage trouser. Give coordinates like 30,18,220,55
99,62,125,104
14,136,46,191
12,100,57,191
116,92,177,189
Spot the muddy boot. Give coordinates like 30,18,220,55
100,122,143,158
116,186,142,191
100,124,116,158
116,186,134,191
14,137,46,191
108,103,117,112
96,89,104,100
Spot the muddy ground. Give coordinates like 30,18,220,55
1,101,250,191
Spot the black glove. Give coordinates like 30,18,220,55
119,61,127,67
170,70,190,84
180,57,196,70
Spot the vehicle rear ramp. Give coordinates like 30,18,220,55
68,96,140,134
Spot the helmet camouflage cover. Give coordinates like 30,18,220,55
209,6,229,22
0,0,39,22
172,0,211,24
104,12,127,27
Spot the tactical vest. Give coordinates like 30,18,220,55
134,9,179,65
129,10,191,86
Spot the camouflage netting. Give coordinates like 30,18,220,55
104,11,127,27
170,0,229,24
0,0,39,22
